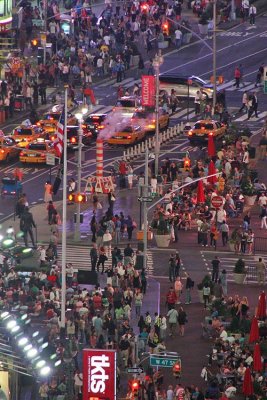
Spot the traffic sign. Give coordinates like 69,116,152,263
127,367,144,374
211,195,223,209
46,153,56,166
150,354,179,368
138,197,153,202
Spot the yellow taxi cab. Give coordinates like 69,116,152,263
37,111,61,134
11,125,45,148
37,111,76,136
131,107,169,133
113,96,141,117
19,139,56,164
0,136,20,162
107,125,146,146
187,119,226,145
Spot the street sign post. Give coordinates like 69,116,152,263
46,153,56,166
138,197,153,202
127,367,144,374
264,67,267,94
150,353,179,368
211,195,223,209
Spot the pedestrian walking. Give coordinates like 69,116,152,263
166,287,177,311
203,283,211,309
256,258,266,285
185,274,194,304
177,307,187,336
220,220,229,246
211,256,220,283
248,92,258,119
233,66,241,88
174,277,183,304
167,307,178,337
194,91,201,115
169,254,176,282
44,181,53,203
249,4,256,25
239,91,248,113
260,205,267,229
219,269,228,296
20,207,36,248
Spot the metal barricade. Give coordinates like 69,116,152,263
254,237,267,254
246,265,258,284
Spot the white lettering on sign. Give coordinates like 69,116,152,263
142,77,150,104
89,355,110,394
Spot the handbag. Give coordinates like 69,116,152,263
96,202,102,209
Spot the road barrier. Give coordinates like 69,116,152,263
124,122,184,161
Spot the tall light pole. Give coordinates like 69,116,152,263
153,52,163,177
74,107,88,242
212,0,217,113
61,85,68,329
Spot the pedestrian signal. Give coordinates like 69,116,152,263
173,360,181,378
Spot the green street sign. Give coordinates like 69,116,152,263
150,355,179,368
264,81,267,95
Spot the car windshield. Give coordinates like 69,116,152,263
14,129,33,136
122,126,133,133
67,128,78,137
3,138,16,146
194,123,214,130
28,144,46,151
133,111,148,119
43,113,60,121
116,100,135,108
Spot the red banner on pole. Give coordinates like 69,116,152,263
83,349,116,400
142,75,155,106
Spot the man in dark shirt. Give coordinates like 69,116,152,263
20,207,36,247
211,256,220,283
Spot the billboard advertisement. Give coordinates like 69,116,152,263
0,0,12,32
141,75,155,107
83,349,116,400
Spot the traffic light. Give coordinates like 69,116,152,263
162,22,169,35
76,193,87,203
31,38,39,49
173,360,181,378
183,156,191,171
131,380,139,396
68,193,87,203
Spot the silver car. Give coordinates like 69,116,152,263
159,74,214,99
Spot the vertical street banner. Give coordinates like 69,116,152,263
83,349,116,400
141,75,155,106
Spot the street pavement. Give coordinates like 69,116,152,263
0,5,267,392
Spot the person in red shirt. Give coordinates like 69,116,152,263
233,66,241,88
166,287,177,310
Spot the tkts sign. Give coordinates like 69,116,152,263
141,75,155,107
83,349,116,400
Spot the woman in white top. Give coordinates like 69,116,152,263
127,165,134,189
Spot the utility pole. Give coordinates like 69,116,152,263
212,0,217,113
43,0,47,65
61,86,68,329
153,52,163,176
143,148,149,271
74,107,88,242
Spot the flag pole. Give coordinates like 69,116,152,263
61,85,68,329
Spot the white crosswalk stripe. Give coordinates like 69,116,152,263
57,245,154,275
234,111,267,122
201,251,267,283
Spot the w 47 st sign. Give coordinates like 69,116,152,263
150,353,180,368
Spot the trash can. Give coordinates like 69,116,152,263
14,95,25,111
74,213,84,223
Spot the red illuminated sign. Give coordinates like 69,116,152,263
141,75,155,107
83,349,116,400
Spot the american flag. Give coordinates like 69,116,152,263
54,110,64,158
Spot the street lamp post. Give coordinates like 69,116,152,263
212,0,217,113
153,52,163,177
74,107,88,242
